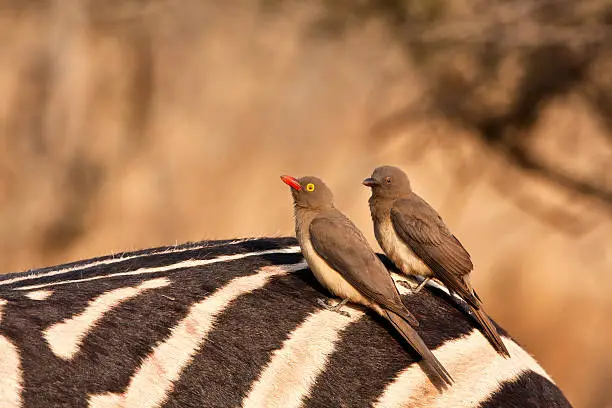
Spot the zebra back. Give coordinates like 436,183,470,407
0,237,571,407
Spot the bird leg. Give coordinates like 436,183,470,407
396,280,417,290
412,277,431,294
396,277,430,293
317,298,350,317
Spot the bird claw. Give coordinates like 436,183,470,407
317,298,351,317
397,278,429,294
336,309,351,317
317,298,332,308
397,280,417,290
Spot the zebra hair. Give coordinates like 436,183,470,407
0,237,572,407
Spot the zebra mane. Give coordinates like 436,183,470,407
0,237,571,407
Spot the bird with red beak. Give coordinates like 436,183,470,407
280,174,454,388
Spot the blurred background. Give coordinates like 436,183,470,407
1,1,611,406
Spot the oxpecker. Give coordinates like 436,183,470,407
363,166,510,358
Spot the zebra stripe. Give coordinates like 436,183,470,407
373,331,552,408
300,272,476,407
0,237,572,407
44,277,171,360
24,290,53,301
0,237,298,290
479,371,568,408
0,299,22,408
0,238,253,287
161,269,322,408
243,307,364,408
14,246,301,291
0,239,304,406
88,262,306,408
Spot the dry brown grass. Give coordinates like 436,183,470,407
0,2,611,407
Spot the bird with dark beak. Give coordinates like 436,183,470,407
280,174,454,388
363,165,510,358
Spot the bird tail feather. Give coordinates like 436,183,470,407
472,306,511,358
384,310,454,388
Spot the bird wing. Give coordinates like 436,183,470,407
309,212,419,326
390,195,480,308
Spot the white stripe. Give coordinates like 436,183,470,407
44,278,171,360
242,307,364,408
0,238,257,287
0,299,6,321
87,261,307,408
25,290,53,301
374,331,553,408
16,246,302,291
0,299,23,407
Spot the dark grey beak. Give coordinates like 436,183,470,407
362,177,380,187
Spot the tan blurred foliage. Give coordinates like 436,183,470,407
0,1,611,407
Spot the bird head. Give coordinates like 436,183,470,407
280,175,334,210
363,165,412,198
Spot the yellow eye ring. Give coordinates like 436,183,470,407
306,183,315,192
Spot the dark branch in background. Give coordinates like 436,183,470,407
287,0,612,231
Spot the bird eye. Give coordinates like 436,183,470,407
306,183,315,192
385,177,392,184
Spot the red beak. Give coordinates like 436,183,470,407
280,175,302,191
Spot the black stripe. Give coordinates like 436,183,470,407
1,237,299,290
161,270,317,408
478,371,573,408
303,286,474,407
0,238,238,278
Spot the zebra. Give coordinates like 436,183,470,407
0,237,571,407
